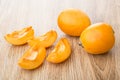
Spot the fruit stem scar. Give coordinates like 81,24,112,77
112,29,115,34
79,42,84,48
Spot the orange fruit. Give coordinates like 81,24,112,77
18,44,46,69
4,26,34,45
28,30,57,48
57,9,91,36
47,38,71,63
80,23,115,54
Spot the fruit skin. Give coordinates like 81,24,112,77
18,44,46,70
47,38,71,63
58,9,91,36
28,30,57,48
80,23,115,54
4,26,34,45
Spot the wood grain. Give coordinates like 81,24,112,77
0,0,120,80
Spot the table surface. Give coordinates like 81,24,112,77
0,0,120,80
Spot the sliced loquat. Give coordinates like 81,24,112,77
18,44,46,69
47,38,71,63
28,30,57,48
4,26,34,45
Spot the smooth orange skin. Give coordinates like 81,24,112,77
80,23,115,54
18,45,46,70
4,26,34,45
47,38,71,63
28,30,57,48
58,9,91,36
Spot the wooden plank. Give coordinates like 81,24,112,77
0,0,120,80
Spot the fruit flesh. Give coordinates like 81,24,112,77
28,30,57,48
4,26,34,45
47,38,71,63
80,23,115,54
18,45,46,70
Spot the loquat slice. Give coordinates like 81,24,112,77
28,30,57,48
4,26,34,45
18,44,46,70
47,38,71,63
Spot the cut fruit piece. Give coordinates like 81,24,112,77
4,26,34,45
28,30,57,48
18,44,46,70
47,38,71,63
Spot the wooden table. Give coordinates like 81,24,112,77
0,0,120,80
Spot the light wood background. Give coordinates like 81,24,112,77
0,0,120,80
